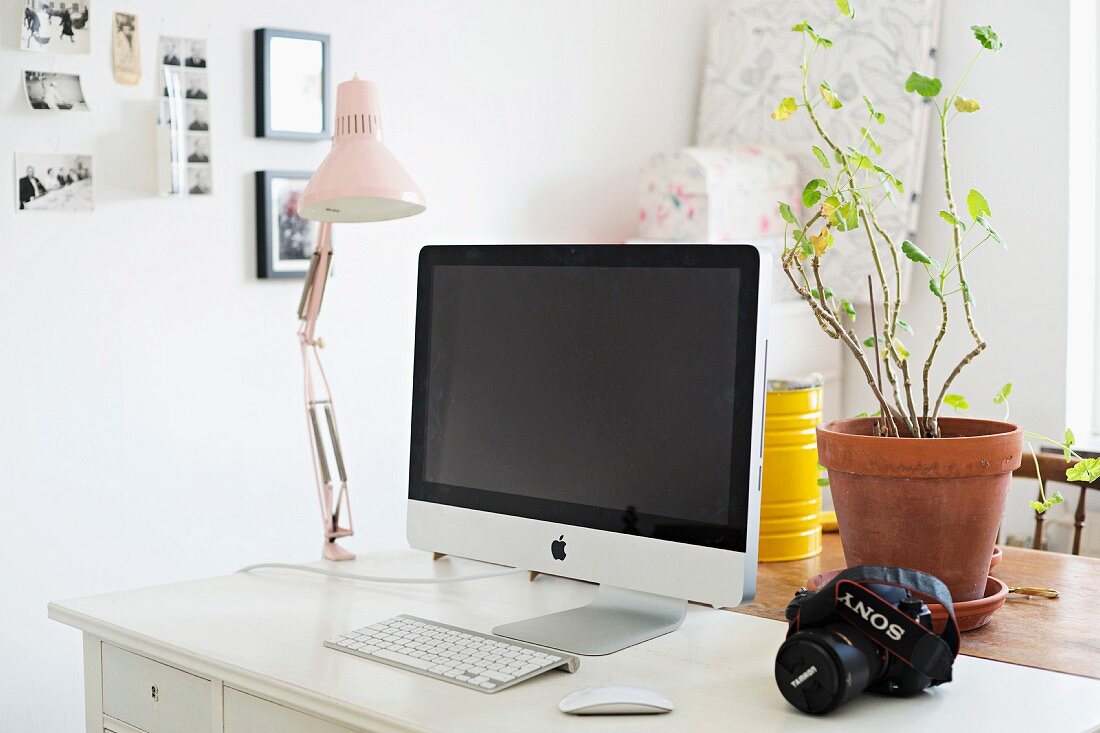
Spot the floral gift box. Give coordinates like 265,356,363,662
639,145,800,243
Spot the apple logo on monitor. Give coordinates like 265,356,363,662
551,535,567,560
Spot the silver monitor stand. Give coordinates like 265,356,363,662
493,585,688,656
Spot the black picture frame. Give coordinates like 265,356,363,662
254,28,330,140
256,170,320,279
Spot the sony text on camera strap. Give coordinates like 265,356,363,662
790,565,961,685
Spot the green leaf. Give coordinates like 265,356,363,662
836,200,859,231
820,82,843,109
939,210,966,230
862,335,877,348
954,96,981,113
1030,500,1047,514
1051,491,1065,505
771,97,798,121
810,287,834,299
944,393,970,411
863,95,885,125
901,239,936,267
778,201,796,224
1065,428,1076,461
993,382,1012,404
859,126,882,156
967,189,991,220
972,24,1003,52
1067,457,1100,483
892,338,910,360
835,0,854,18
905,71,942,98
840,298,856,321
874,164,904,194
817,477,831,487
929,278,943,298
976,215,1005,247
847,150,874,171
794,22,833,47
802,178,827,208
961,280,973,304
811,145,831,169
897,318,914,335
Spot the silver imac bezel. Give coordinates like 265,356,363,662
407,244,769,610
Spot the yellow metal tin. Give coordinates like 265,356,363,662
759,380,824,562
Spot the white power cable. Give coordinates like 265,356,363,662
237,562,525,584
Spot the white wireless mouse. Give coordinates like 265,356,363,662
559,685,674,715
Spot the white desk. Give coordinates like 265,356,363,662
50,550,1100,732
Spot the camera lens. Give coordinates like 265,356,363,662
775,624,885,714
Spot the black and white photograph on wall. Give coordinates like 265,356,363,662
112,12,140,84
187,102,210,131
23,70,89,111
22,0,91,53
15,152,93,212
161,67,182,98
156,36,213,197
254,28,330,140
187,165,211,195
185,71,208,99
255,171,319,279
186,135,209,163
161,37,180,65
185,39,207,67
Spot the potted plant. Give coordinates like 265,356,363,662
771,2,1100,602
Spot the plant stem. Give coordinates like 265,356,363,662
800,69,914,433
781,260,898,435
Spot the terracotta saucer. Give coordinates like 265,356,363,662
806,569,1009,633
989,545,1003,571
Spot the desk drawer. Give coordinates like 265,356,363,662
102,643,212,733
224,688,357,733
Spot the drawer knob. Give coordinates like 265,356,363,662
151,684,159,702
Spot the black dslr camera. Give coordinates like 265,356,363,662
774,565,960,715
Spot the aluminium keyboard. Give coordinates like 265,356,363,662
324,614,580,693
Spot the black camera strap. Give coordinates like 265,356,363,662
791,565,960,685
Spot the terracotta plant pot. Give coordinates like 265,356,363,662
817,417,1023,602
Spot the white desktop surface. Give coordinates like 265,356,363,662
50,550,1100,732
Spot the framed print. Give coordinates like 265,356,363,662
254,28,330,140
256,171,321,279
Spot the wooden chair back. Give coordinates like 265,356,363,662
1013,452,1100,555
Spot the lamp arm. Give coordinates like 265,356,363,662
297,222,355,561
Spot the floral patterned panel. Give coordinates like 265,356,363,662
696,0,942,302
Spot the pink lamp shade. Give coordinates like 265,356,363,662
298,77,426,223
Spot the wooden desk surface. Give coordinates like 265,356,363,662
736,532,1100,680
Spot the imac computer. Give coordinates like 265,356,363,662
407,244,769,655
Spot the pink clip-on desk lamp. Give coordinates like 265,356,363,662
296,76,426,561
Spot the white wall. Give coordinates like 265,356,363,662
0,1,712,729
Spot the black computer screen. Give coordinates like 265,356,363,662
410,245,761,551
